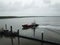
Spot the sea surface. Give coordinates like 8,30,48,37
0,16,60,45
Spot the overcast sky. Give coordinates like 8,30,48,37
0,0,60,16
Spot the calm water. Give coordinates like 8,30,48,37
0,16,60,45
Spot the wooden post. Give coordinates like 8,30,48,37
17,29,20,45
10,26,14,45
41,31,44,45
33,28,35,37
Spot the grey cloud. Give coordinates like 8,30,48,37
50,3,60,12
43,0,51,4
0,0,60,16
0,1,24,12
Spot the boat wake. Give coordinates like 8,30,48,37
38,24,60,30
38,24,60,35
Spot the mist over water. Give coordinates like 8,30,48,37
0,16,60,45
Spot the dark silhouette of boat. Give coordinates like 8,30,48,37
22,22,39,30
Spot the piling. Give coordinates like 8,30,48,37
33,28,35,37
10,26,14,45
41,31,44,45
17,29,20,45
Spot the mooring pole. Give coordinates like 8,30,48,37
10,26,14,45
33,28,35,37
17,29,20,45
41,31,44,45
